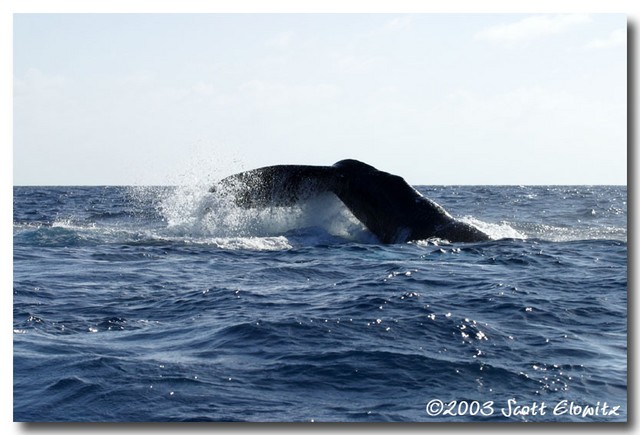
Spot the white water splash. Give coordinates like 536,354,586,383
460,216,527,240
155,183,375,248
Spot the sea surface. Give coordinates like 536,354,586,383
13,184,627,422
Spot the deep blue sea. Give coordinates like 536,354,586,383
13,184,627,422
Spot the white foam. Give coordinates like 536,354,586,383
153,234,293,251
460,216,528,240
154,183,375,248
459,216,626,243
51,219,96,231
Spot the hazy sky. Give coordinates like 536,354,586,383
13,13,627,185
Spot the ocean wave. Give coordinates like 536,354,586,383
14,184,626,247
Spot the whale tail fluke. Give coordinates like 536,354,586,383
211,164,338,208
211,159,491,244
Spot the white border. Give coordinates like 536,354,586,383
3,1,637,434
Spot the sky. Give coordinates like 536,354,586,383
13,13,628,185
12,13,628,186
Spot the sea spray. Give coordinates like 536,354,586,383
157,182,374,244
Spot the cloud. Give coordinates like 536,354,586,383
158,82,216,101
238,80,340,108
13,67,77,131
584,28,626,50
384,15,413,31
332,54,382,74
14,67,66,97
475,14,592,47
441,86,575,128
265,31,295,49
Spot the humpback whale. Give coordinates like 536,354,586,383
211,159,490,244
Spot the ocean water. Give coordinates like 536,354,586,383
13,184,627,422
